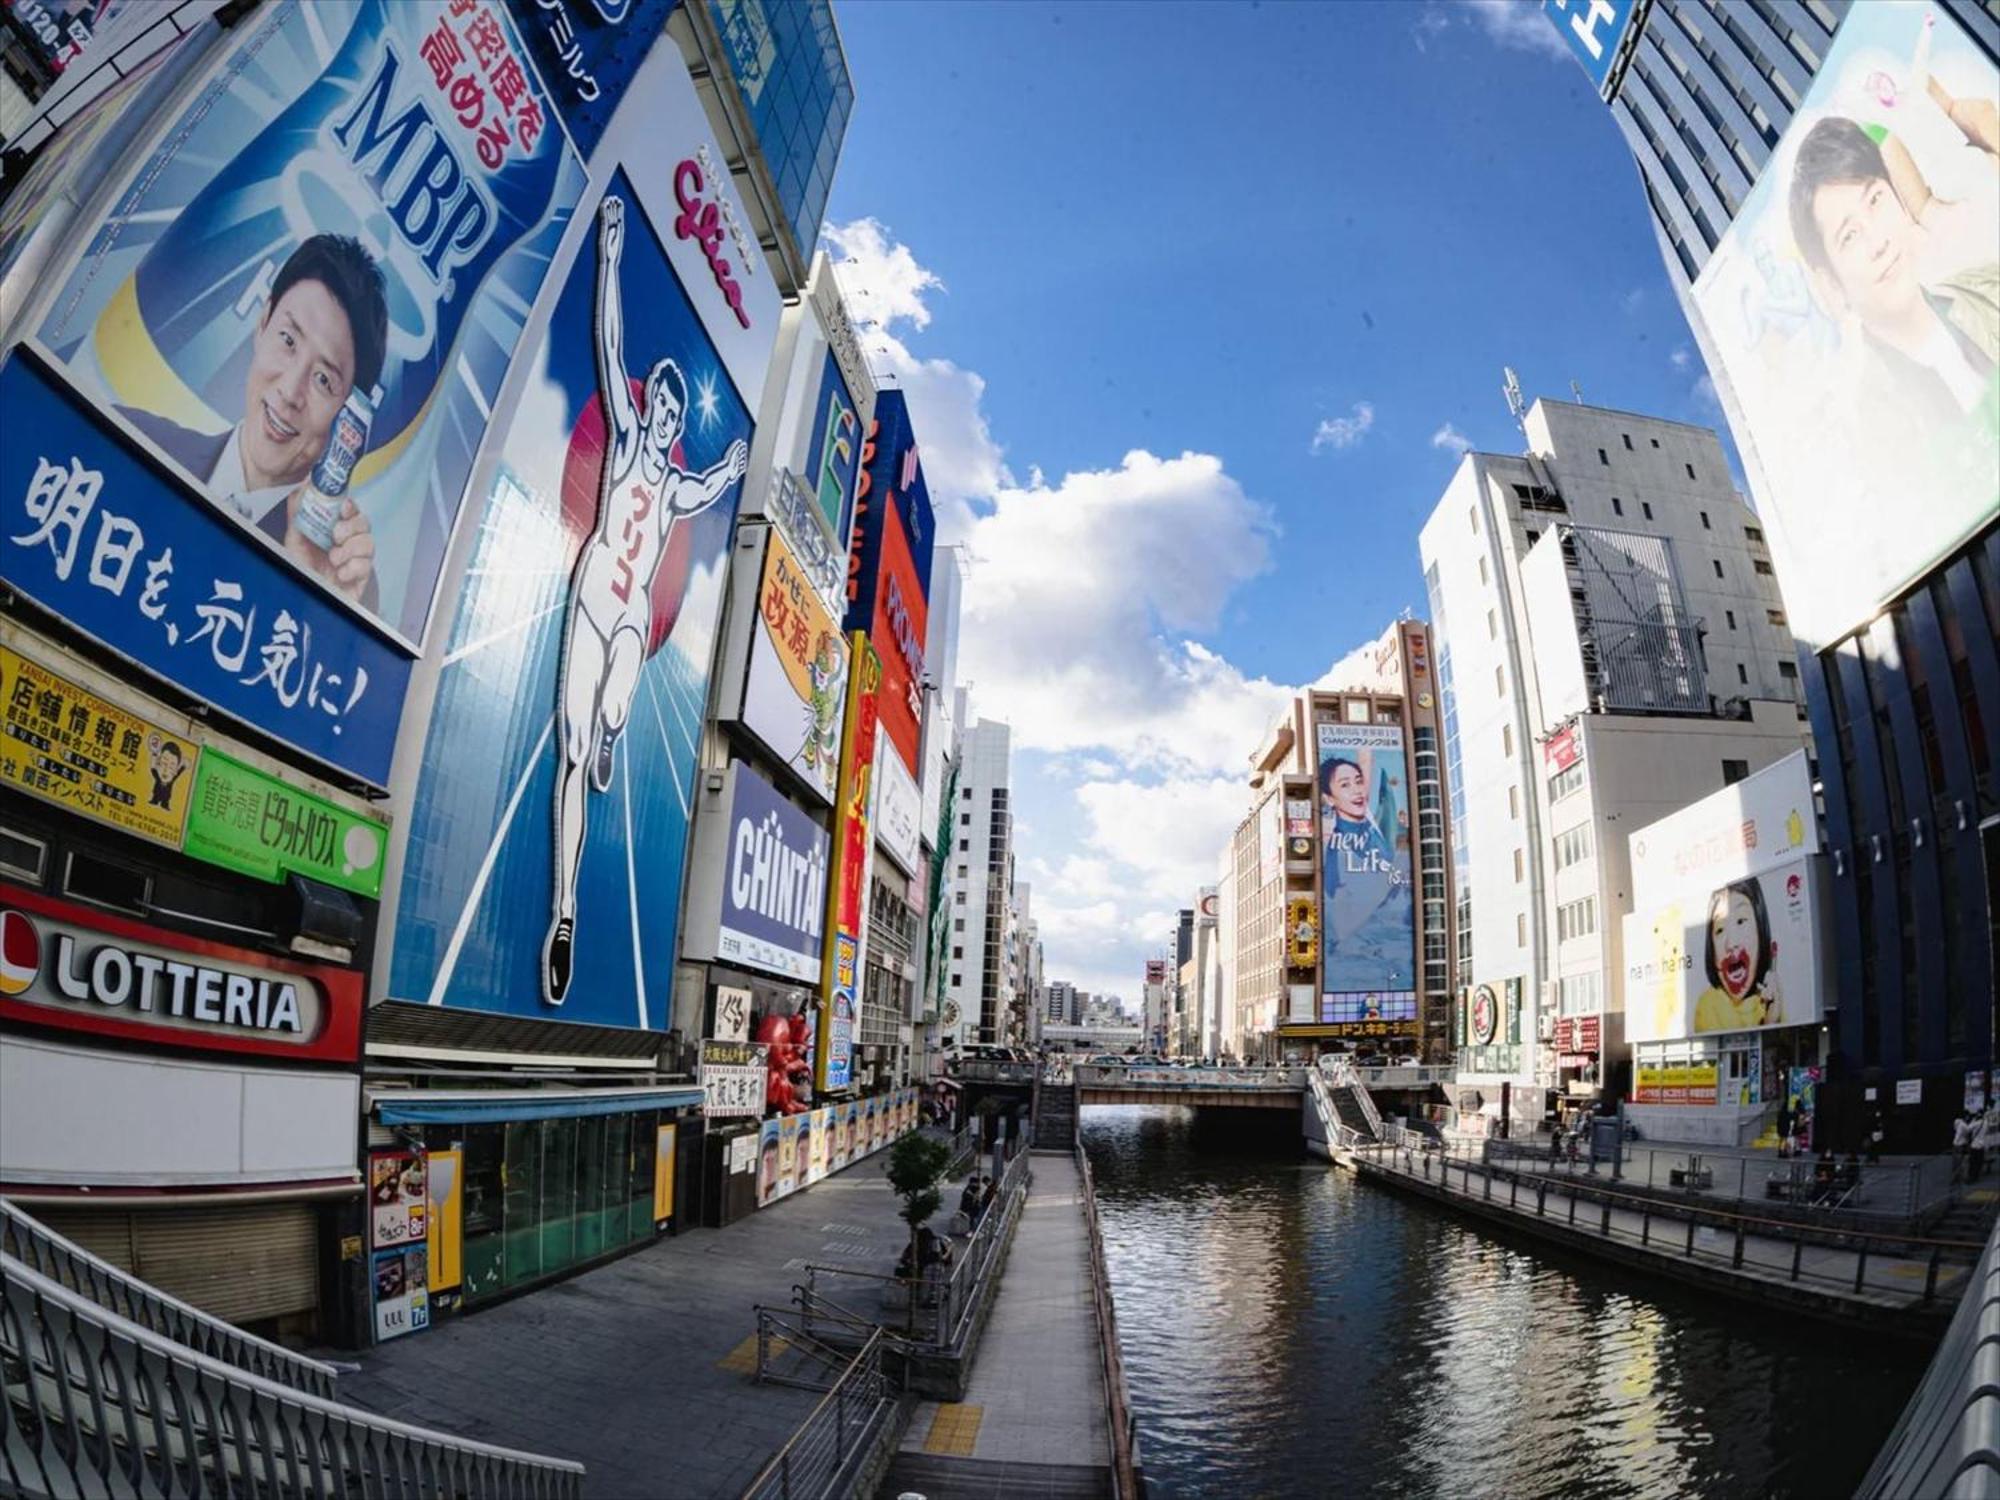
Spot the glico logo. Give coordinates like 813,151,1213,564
0,908,306,1033
674,156,752,329
330,44,497,290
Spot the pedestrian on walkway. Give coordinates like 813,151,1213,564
1776,1102,1794,1158
1866,1108,1884,1165
1953,1110,1973,1182
958,1175,982,1225
980,1176,998,1219
1973,1111,1992,1183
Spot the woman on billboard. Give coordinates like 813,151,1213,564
1694,879,1784,1033
1320,750,1411,987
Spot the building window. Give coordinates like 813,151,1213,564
1478,556,1489,586
1469,505,1479,535
959,839,969,852
1754,559,1774,576
1549,761,1585,802
1686,463,1697,480
1556,896,1597,941
952,974,962,987
1524,528,1539,545
960,812,971,825
1487,609,1498,639
1623,434,1634,451
1700,511,1711,530
1611,497,1624,516
1495,665,1505,698
1558,971,1602,1016
953,946,963,959
1650,438,1660,448
1726,609,1736,630
1778,660,1798,679
1640,501,1654,520
1598,448,1610,465
954,918,965,932
1745,525,1764,542
1508,785,1520,819
1513,848,1525,883
956,892,966,905
1517,912,1528,947
1502,724,1513,757
1713,559,1725,579
1722,759,1749,785
1737,662,1749,685
1345,698,1370,723
1767,609,1786,626
1554,822,1594,870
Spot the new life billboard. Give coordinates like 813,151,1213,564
1691,0,1999,647
1317,722,1415,1011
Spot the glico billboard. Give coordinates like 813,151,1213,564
1691,0,1999,646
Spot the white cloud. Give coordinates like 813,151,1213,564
1462,0,1572,61
1430,421,1473,455
821,217,943,331
1411,7,1452,50
1310,401,1375,454
1693,374,1720,410
1670,345,1692,371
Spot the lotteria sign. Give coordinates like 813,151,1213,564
0,885,362,1061
716,762,828,983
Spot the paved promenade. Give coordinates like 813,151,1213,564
890,1150,1111,1499
333,1150,955,1500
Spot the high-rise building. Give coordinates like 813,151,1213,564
1228,797,1285,1062
1419,397,1809,1120
1552,0,2000,1126
940,708,1015,1047
1046,979,1080,1026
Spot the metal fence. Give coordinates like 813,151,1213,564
1,1251,585,1499
0,1199,340,1400
738,1330,898,1500
1073,1143,1139,1500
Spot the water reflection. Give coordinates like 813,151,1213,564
1083,1106,1920,1500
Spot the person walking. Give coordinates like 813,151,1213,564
1866,1107,1885,1165
1953,1109,1974,1183
1973,1110,1993,1184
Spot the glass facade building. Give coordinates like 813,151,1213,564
707,0,855,260
1581,0,2000,1115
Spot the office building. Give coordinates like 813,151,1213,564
1419,396,1809,1120
940,709,1016,1049
1551,0,2000,1129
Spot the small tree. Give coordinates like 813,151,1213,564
886,1132,952,1330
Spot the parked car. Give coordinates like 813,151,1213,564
1085,1054,1128,1067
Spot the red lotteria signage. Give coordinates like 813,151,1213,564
0,884,362,1063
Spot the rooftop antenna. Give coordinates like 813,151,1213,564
1571,379,1586,404
1502,365,1528,436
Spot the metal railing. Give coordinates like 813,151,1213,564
1,1251,586,1499
1319,1055,1385,1138
1073,1064,1308,1091
0,1199,339,1399
1073,1142,1139,1500
739,1330,898,1500
1353,1143,1984,1304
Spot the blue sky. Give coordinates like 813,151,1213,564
820,0,1732,1002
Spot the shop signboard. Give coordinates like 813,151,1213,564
502,0,676,159
1321,991,1418,1026
1689,1,1999,647
709,763,828,984
1284,797,1314,861
0,352,413,786
33,0,590,646
865,500,927,777
872,721,922,877
183,748,389,900
372,1243,429,1342
739,523,846,803
700,1039,767,1117
1287,895,1318,969
1627,751,1816,912
388,167,758,1030
1623,857,1823,1043
804,347,864,549
369,1149,427,1250
1896,1078,1923,1106
817,633,879,1091
1317,722,1413,1001
1633,1062,1720,1107
0,641,194,848
0,883,362,1061
712,983,751,1042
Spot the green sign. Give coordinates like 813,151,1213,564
184,749,388,899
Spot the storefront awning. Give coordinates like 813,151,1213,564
373,1086,704,1126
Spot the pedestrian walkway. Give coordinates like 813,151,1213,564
333,1150,944,1500
885,1150,1110,1499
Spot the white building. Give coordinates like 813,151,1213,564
940,705,1015,1048
1418,395,1810,1119
1046,979,1080,1027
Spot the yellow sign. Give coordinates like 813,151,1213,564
652,1123,679,1224
1287,895,1319,968
426,1149,464,1294
1634,1062,1719,1106
0,644,193,847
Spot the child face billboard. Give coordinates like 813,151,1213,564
1317,722,1414,997
1624,860,1821,1041
36,0,588,643
1691,1,1999,646
388,174,753,1028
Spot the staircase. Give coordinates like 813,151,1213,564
1034,1081,1080,1150
1309,1057,1381,1148
0,1199,585,1498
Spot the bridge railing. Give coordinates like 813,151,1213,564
947,1059,1040,1084
0,1197,339,1398
1074,1064,1307,1090
1,1250,586,1499
1319,1055,1385,1138
739,1329,898,1500
1073,1141,1140,1500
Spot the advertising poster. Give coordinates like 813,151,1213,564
867,500,928,778
0,642,194,848
756,1115,782,1206
372,1244,429,1342
502,0,675,159
710,763,829,983
1691,0,1999,646
806,1104,830,1184
1286,894,1318,969
848,390,936,618
805,347,863,547
740,523,846,803
651,1122,677,1225
1634,1061,1720,1107
776,1113,799,1198
1285,797,1314,861
1627,751,1816,912
183,748,388,899
1317,723,1413,997
872,721,923,876
789,1110,813,1192
1624,859,1820,1041
838,1100,859,1169
700,1039,767,1118
35,0,588,644
369,1149,427,1251
388,171,755,1029
818,633,880,1091
426,1148,463,1296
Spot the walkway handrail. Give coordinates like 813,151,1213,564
1321,1055,1385,1137
936,1146,1031,1351
0,1196,340,1398
1074,1142,1140,1500
740,1328,896,1500
0,1250,585,1499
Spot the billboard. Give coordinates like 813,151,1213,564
1317,722,1413,996
1691,0,1999,646
804,346,863,548
1539,0,1636,94
869,499,928,776
388,171,754,1029
33,0,588,645
503,0,675,159
1623,858,1823,1042
698,763,828,984
847,389,936,627
817,632,880,1090
872,721,922,877
1626,750,1817,912
738,523,847,803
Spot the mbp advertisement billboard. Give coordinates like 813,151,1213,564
1691,0,1998,646
1623,858,1825,1043
33,0,590,645
1317,723,1414,1002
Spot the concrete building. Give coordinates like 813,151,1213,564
940,708,1015,1048
1046,979,1080,1027
1418,396,1809,1120
1214,846,1239,1061
1227,799,1284,1063
1012,885,1042,1046
1553,0,2000,1138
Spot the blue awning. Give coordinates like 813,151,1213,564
374,1087,705,1126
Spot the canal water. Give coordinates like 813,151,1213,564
1083,1106,1926,1500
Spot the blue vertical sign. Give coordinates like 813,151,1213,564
1541,0,1635,93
